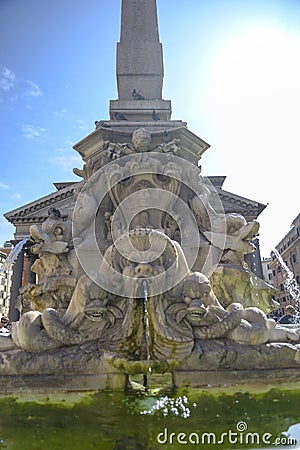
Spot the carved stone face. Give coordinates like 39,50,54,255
236,220,259,254
132,128,152,152
183,273,211,303
225,215,260,254
83,299,108,322
183,272,214,322
122,260,165,278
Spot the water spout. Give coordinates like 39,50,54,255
273,247,300,319
0,238,28,273
142,279,152,392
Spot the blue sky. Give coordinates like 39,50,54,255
1,0,300,257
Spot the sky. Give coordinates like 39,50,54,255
0,0,299,258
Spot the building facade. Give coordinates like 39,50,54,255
269,213,300,314
262,257,274,286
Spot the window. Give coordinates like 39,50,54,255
280,284,284,291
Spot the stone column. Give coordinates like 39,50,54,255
25,252,37,284
9,249,24,321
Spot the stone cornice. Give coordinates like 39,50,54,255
73,121,210,166
217,188,266,218
4,182,81,223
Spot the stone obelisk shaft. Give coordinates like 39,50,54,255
116,0,164,100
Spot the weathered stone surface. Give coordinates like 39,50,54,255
1,338,300,392
210,265,276,312
109,99,171,121
0,341,127,393
173,368,300,389
181,339,300,371
173,339,300,388
0,373,127,394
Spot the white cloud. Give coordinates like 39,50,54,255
21,124,46,139
51,148,82,172
0,66,42,104
69,116,87,130
24,80,42,97
54,109,68,117
76,119,86,129
0,182,21,203
10,193,21,200
0,66,15,92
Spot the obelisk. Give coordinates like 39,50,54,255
117,0,163,100
110,0,172,121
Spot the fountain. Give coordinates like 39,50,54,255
1,0,300,397
2,1,300,448
1,134,300,392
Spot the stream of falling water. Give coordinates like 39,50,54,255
273,247,300,319
0,238,28,273
142,279,152,393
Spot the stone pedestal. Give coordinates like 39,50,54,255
110,99,171,121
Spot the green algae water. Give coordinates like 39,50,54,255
0,385,300,450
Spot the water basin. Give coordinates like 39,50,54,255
0,381,300,449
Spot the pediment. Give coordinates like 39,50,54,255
4,182,81,224
216,187,266,221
